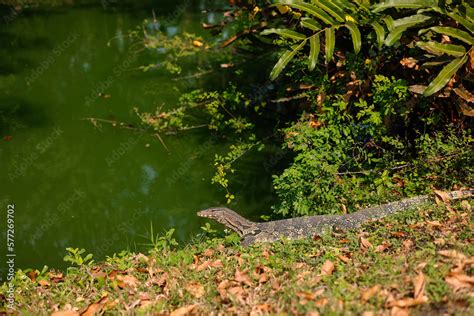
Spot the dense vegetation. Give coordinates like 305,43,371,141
137,0,473,217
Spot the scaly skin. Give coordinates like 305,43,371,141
198,190,473,245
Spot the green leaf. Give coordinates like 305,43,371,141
332,0,358,13
416,41,467,57
270,40,307,80
384,26,408,46
448,12,474,33
309,34,320,70
423,55,468,96
277,0,335,25
421,60,450,68
372,0,438,13
260,28,307,40
383,16,394,31
345,21,361,54
429,26,474,44
371,22,385,48
300,17,322,31
392,14,431,29
313,0,346,22
325,27,335,63
466,2,474,23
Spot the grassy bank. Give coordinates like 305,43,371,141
1,199,473,315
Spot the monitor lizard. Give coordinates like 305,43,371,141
197,190,473,246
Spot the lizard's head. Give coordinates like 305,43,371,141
197,207,256,237
197,207,234,220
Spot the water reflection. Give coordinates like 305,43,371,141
0,0,274,273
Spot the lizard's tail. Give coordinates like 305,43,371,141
344,189,473,227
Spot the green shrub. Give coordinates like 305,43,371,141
272,74,472,217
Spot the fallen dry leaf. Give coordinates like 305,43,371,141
28,270,38,282
415,262,427,272
235,269,253,287
375,241,390,252
169,304,199,316
258,273,268,284
146,272,167,288
360,236,373,250
361,285,381,302
185,281,205,298
460,102,474,116
211,259,223,268
387,296,428,308
445,273,474,291
296,288,325,301
38,279,50,287
196,260,211,272
49,272,65,283
107,269,119,280
438,250,467,260
271,278,281,291
409,85,426,94
391,231,406,238
320,260,335,276
203,248,214,257
403,239,414,250
253,303,271,313
116,275,139,289
315,297,328,307
400,57,417,68
217,280,232,299
338,254,351,263
51,311,79,316
454,84,474,103
82,296,108,316
413,272,426,300
390,306,410,316
262,250,271,259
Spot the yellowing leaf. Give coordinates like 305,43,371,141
192,40,203,48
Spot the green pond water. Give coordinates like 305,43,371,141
0,0,275,276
